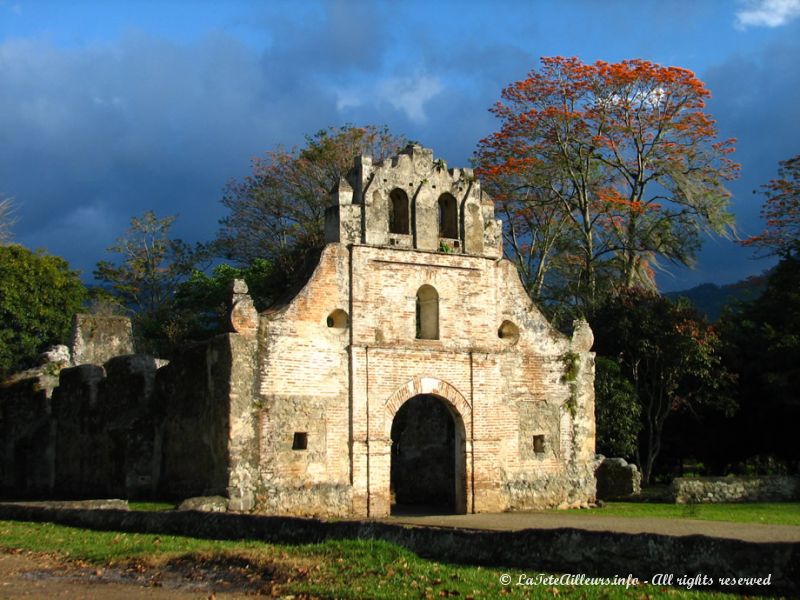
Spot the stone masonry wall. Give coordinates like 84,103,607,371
255,146,597,518
672,476,800,503
157,331,258,507
53,356,159,498
70,314,134,366
0,373,58,496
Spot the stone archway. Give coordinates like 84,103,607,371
390,394,457,514
382,377,472,515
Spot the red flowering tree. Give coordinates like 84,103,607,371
476,57,739,312
742,154,800,258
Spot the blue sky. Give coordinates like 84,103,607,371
1,0,799,291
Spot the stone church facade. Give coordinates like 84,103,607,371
1,145,596,518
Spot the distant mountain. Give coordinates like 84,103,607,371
665,274,769,321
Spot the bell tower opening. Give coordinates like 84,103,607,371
389,188,410,235
438,193,458,239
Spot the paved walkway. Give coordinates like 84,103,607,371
384,511,800,543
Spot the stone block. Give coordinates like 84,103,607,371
178,496,228,512
71,314,133,366
596,457,642,499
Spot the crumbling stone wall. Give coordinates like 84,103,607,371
596,457,642,500
2,146,596,519
672,476,800,503
261,145,597,518
254,244,353,517
70,314,133,365
158,330,258,510
0,373,57,496
53,356,159,498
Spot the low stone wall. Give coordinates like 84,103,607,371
0,502,796,596
671,476,800,504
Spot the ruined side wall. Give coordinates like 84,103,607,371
3,327,257,505
494,259,597,509
672,476,800,503
0,374,58,496
53,356,160,499
255,244,352,517
158,337,238,500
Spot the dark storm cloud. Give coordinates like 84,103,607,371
663,39,800,290
2,1,797,294
0,29,347,276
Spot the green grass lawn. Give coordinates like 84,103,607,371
0,519,767,599
580,502,800,526
128,501,176,512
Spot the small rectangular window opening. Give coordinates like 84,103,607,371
533,435,546,454
292,432,308,450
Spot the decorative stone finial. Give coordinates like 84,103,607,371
571,319,594,352
229,279,258,335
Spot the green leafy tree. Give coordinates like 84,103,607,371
94,211,201,354
95,211,198,314
172,259,274,339
0,197,15,245
591,290,734,483
594,356,641,461
719,257,800,469
476,57,738,314
216,124,407,280
720,156,800,470
0,245,87,377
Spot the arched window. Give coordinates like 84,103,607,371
416,285,439,340
438,193,458,239
389,188,410,234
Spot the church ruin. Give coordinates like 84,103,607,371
0,145,597,517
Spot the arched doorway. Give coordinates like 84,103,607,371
390,394,465,515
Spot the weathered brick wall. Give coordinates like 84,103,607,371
254,146,597,518
2,146,595,519
255,238,596,517
254,245,353,516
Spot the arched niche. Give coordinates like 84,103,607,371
416,285,439,340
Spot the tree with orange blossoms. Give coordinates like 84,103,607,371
742,154,800,259
476,57,739,312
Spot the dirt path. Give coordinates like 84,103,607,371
0,550,283,599
385,511,800,543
